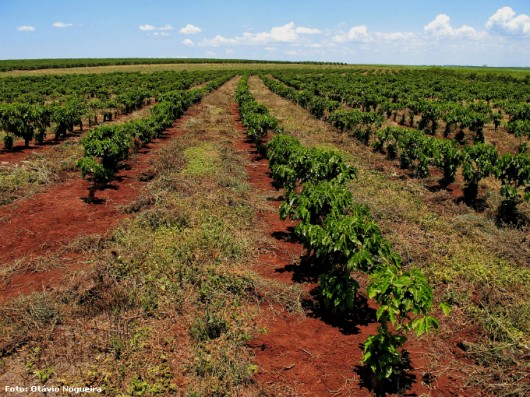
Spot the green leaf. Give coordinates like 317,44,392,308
439,302,451,316
376,305,388,321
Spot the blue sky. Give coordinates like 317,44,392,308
1,0,530,66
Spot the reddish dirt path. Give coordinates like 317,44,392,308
0,104,198,302
0,135,73,163
229,104,467,396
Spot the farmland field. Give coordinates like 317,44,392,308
0,61,529,396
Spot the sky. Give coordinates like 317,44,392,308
1,0,530,66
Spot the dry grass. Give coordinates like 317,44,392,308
0,141,82,205
0,234,105,287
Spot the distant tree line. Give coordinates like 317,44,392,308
0,58,347,72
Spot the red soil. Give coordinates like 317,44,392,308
229,104,469,396
0,111,193,302
0,254,85,303
0,135,75,164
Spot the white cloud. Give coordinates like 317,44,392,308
424,14,484,39
139,24,156,31
425,14,452,35
140,24,175,35
199,22,321,47
165,14,527,66
16,25,35,31
486,7,530,37
257,22,298,42
159,24,175,31
200,35,237,47
225,49,235,55
180,24,202,34
295,26,322,34
52,22,73,28
333,25,370,43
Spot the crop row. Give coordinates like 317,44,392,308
235,74,278,151
0,70,223,103
270,69,530,156
235,75,444,383
269,68,530,131
0,71,222,150
0,93,148,150
261,75,530,220
78,73,234,202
